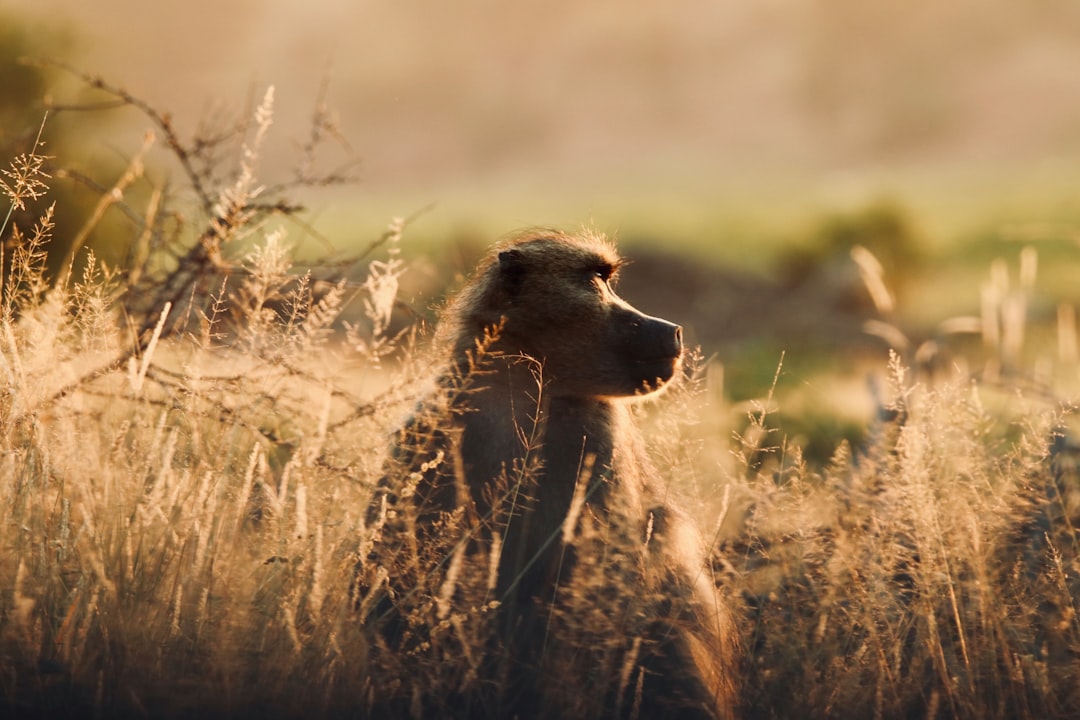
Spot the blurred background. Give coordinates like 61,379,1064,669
6,0,1080,453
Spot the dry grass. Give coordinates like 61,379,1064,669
0,89,417,719
731,357,1080,719
2,81,1080,720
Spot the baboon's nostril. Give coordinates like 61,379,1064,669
666,324,683,358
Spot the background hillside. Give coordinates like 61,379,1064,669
16,1,1080,211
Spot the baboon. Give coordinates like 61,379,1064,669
358,229,737,719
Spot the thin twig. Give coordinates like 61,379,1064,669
58,130,156,286
21,56,215,214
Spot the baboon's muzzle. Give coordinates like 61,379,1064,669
619,309,683,390
653,319,683,360
626,312,682,360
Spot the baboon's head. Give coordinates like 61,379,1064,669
452,229,683,398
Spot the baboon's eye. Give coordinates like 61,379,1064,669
592,263,615,283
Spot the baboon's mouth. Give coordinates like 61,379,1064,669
633,352,682,368
630,358,673,369
631,355,681,390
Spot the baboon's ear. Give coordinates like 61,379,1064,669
498,249,527,295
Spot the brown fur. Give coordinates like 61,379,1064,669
360,229,737,719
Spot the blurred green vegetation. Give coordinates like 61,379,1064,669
0,11,133,285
